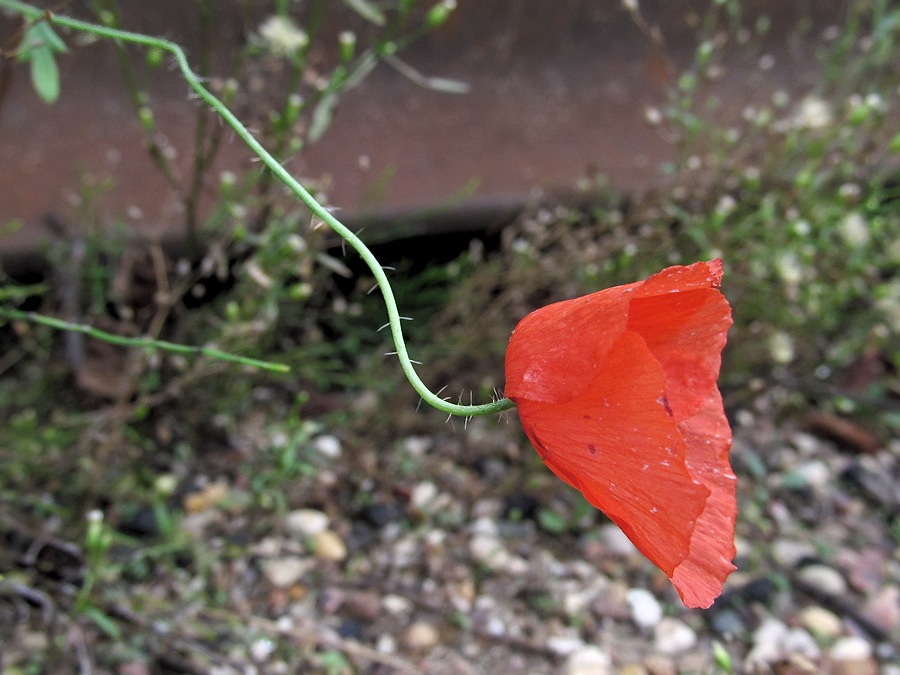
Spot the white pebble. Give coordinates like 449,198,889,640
250,637,276,661
376,633,397,654
745,618,789,669
798,606,843,639
284,508,329,537
830,636,873,661
403,621,440,651
260,556,313,588
547,633,585,656
313,530,347,561
313,435,342,458
654,617,697,655
565,645,612,675
382,594,413,615
795,460,831,489
797,564,847,595
627,588,663,630
410,481,439,511
599,524,638,556
782,628,820,660
771,539,817,567
469,534,510,569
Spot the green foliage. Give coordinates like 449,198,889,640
0,2,465,669
653,0,900,402
15,19,67,103
435,0,899,426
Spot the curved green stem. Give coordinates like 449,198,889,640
1,1,514,417
0,308,290,373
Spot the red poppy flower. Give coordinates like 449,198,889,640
505,260,736,609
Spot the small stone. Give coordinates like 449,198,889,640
627,588,663,630
469,534,510,570
563,586,596,617
284,508,329,537
709,608,746,636
484,616,506,636
313,435,342,458
183,479,230,513
376,633,397,654
118,660,152,675
653,618,696,655
617,665,648,675
862,585,900,633
830,637,879,675
782,628,820,660
599,524,639,556
564,645,612,675
402,621,440,651
250,637,276,661
832,659,880,675
337,618,364,639
642,653,675,675
844,548,886,593
794,460,831,489
344,590,381,622
410,481,439,512
830,636,873,661
382,594,413,615
797,564,847,595
771,538,817,567
547,633,585,656
745,618,789,669
359,502,403,528
261,556,313,588
798,606,843,639
313,530,347,561
403,436,432,455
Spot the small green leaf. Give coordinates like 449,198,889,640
308,91,338,143
342,0,386,25
537,507,568,534
31,22,68,54
30,46,60,103
385,55,469,94
712,641,734,674
81,606,122,640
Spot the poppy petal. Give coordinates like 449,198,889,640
505,260,736,608
670,388,736,608
514,331,710,575
505,281,636,403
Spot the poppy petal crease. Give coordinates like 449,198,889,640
505,260,737,609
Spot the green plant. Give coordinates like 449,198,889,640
1,0,502,417
430,0,899,426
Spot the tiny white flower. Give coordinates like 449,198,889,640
258,15,308,57
840,211,869,247
715,194,737,216
838,183,861,201
791,96,832,129
644,106,663,126
792,220,811,236
776,252,803,285
768,331,795,364
875,281,900,332
864,92,885,111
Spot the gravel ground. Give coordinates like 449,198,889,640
3,384,897,674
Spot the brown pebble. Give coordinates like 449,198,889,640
830,658,879,675
313,530,348,561
402,621,440,652
344,590,381,622
862,586,900,633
